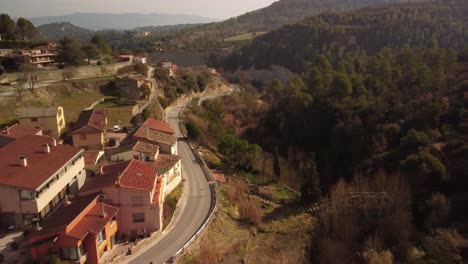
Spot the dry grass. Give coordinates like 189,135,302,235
96,101,134,127
163,183,184,229
178,183,316,264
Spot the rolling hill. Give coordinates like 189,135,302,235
37,22,94,41
167,0,422,50
223,0,468,72
29,13,219,31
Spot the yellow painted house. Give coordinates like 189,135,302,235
18,106,66,138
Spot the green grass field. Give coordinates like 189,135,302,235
96,101,134,128
224,32,266,42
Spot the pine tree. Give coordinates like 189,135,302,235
301,153,321,204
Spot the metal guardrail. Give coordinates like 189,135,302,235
164,104,219,264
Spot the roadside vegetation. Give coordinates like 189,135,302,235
163,183,184,229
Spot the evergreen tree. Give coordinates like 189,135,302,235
91,34,111,55
300,153,321,204
58,37,85,66
16,17,37,40
0,14,16,40
81,43,100,65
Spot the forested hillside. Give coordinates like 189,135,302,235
223,0,467,72
38,22,94,41
181,0,468,262
167,0,420,50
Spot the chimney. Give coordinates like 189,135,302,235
43,144,50,153
20,156,28,167
5,126,9,135
99,166,104,174
99,203,105,218
145,124,149,139
36,221,42,231
51,137,57,147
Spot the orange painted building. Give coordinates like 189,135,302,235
28,194,119,264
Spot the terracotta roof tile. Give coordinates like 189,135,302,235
107,138,159,157
31,194,118,241
78,160,131,195
72,109,107,134
0,124,42,139
142,118,175,134
152,177,163,204
33,194,98,235
134,126,176,146
79,159,157,194
67,203,118,240
82,150,103,165
0,135,83,190
119,160,157,191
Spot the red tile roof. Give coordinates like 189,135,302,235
0,124,42,139
82,150,103,165
134,126,176,146
79,159,157,194
31,194,118,241
67,203,118,240
78,160,131,195
35,194,97,234
142,118,175,135
212,173,226,183
152,177,163,204
0,135,83,190
72,109,107,134
119,160,157,192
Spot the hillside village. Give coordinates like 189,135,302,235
0,107,182,264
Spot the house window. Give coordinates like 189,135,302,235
19,190,36,200
132,213,145,223
131,196,143,207
30,117,38,122
97,229,106,245
61,247,79,260
80,134,87,140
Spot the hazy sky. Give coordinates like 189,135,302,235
0,0,277,19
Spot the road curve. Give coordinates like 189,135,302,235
125,104,212,264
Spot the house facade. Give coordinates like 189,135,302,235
28,194,119,264
119,118,182,196
0,135,85,229
18,106,66,138
115,74,158,101
14,43,58,68
71,110,107,150
79,160,164,238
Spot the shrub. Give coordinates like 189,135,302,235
185,122,201,140
23,229,31,237
238,199,263,226
158,96,169,109
10,242,19,250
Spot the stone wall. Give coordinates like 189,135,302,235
4,61,132,82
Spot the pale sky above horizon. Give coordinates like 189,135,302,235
0,0,277,19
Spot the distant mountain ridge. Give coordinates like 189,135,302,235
29,13,220,30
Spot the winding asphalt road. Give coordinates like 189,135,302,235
125,104,212,264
